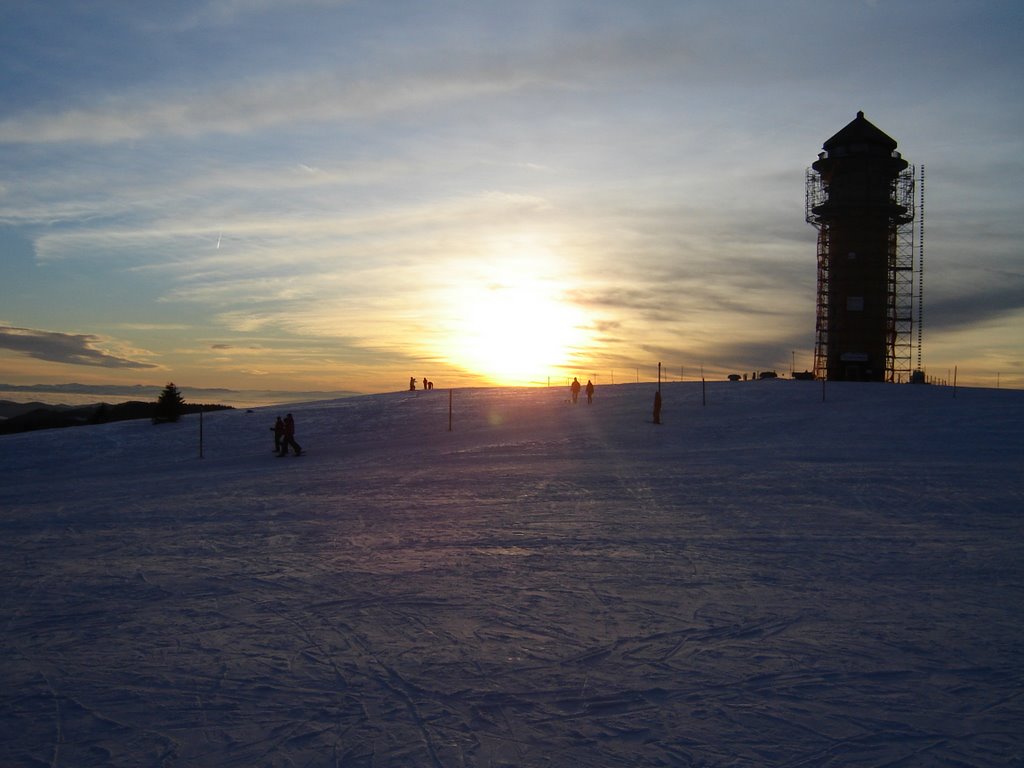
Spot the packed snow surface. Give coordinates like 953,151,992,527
2,381,1022,767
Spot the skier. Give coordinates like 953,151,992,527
270,416,285,453
585,379,594,404
279,413,302,456
570,377,581,404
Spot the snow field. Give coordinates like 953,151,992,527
2,381,1022,766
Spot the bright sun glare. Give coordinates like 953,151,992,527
447,272,587,385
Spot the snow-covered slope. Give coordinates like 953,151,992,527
2,381,1022,767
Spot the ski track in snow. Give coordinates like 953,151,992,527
1,381,1023,767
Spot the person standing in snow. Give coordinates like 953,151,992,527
270,416,285,453
570,377,581,404
585,379,594,404
279,413,302,456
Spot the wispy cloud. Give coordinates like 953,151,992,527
0,326,157,369
0,62,546,145
927,282,1024,332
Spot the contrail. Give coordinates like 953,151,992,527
216,232,222,249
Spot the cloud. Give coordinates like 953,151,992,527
168,0,356,30
0,326,157,369
0,60,544,145
0,9,779,149
927,282,1024,332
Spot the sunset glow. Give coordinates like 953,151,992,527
0,2,1021,399
445,272,588,386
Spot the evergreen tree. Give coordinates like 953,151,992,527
154,382,185,423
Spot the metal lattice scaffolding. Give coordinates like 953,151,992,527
805,161,916,383
888,166,916,383
805,170,830,380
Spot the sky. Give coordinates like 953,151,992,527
1,0,1022,398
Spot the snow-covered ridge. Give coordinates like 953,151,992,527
2,381,1022,766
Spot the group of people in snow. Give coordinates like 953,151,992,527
570,377,595,405
572,376,660,424
270,376,661,457
271,414,302,456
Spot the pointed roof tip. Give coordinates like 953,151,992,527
822,110,898,152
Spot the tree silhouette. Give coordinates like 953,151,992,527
154,382,185,424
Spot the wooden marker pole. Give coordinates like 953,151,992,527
653,363,662,425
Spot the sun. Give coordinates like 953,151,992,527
446,272,587,385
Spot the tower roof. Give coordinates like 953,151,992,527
822,111,898,152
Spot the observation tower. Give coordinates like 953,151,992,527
806,111,916,382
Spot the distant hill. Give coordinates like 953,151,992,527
0,400,232,435
0,400,78,419
0,383,365,408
